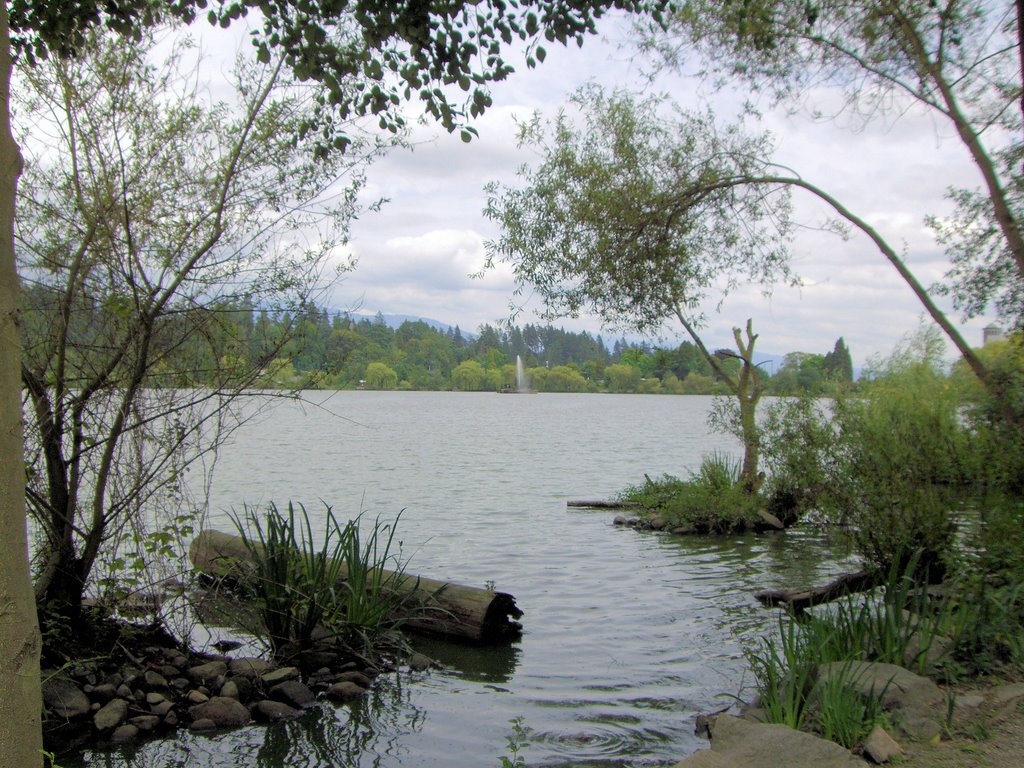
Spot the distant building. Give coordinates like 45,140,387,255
983,324,1007,346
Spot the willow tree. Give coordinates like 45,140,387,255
637,0,1023,429
484,87,795,488
1,2,668,764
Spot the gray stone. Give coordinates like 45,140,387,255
955,693,985,710
110,724,139,744
42,678,91,720
672,715,864,768
145,691,168,706
93,698,129,732
188,696,251,728
189,660,228,686
116,683,133,699
260,666,300,686
163,711,179,727
90,683,119,703
228,658,274,678
991,682,1024,704
186,690,210,705
129,715,161,732
326,681,367,703
817,661,943,742
254,699,303,722
269,680,316,709
862,724,902,764
408,653,433,672
219,680,240,700
144,670,169,689
335,670,373,689
150,700,174,717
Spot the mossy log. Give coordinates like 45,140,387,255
189,530,523,644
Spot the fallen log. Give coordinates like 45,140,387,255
754,570,879,614
189,530,523,644
566,499,640,509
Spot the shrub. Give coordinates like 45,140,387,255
619,453,761,533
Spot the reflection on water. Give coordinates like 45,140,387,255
70,393,853,768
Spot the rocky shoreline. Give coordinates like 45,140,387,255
41,624,433,754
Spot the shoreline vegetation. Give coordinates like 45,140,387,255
600,331,1024,766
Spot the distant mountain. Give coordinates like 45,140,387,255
337,310,478,339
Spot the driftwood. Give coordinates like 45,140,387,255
566,500,640,509
754,570,879,614
189,530,523,644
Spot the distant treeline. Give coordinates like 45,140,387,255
21,285,853,394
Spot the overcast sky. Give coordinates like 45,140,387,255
312,13,996,368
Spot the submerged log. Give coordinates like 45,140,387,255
754,570,879,614
566,500,640,509
189,530,523,644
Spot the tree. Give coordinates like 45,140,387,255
452,359,487,390
18,30,376,623
824,338,854,384
1,2,668,763
640,0,1023,429
485,87,792,487
364,361,398,390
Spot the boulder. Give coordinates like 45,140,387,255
673,715,864,768
129,715,161,733
817,662,943,741
188,696,251,729
42,678,91,720
219,680,240,700
189,660,228,687
189,717,216,733
254,699,303,722
408,654,434,672
260,666,300,686
144,670,169,689
335,670,373,689
89,683,119,703
93,698,129,732
326,681,367,703
228,658,274,679
269,680,316,709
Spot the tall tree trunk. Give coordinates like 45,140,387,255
0,9,44,767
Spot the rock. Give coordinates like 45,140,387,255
188,696,251,729
186,690,210,705
335,671,373,689
90,683,119,703
230,675,254,702
672,715,864,768
254,699,303,722
648,517,667,530
189,717,216,733
145,692,168,706
756,509,785,530
296,649,339,671
189,661,228,686
228,658,274,679
408,653,434,672
269,680,316,709
212,639,243,653
219,680,240,700
955,693,985,710
159,665,182,679
129,715,161,733
93,698,129,732
163,711,179,728
991,682,1024,704
42,678,92,720
672,525,697,535
900,613,954,669
110,724,139,744
170,677,191,692
150,700,174,717
612,515,627,525
817,661,943,741
144,670,169,689
260,666,300,686
326,682,367,703
116,683,133,699
862,724,903,764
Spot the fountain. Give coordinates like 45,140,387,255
500,355,532,393
515,355,529,392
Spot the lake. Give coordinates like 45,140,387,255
74,391,852,767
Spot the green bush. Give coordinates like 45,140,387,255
619,453,761,533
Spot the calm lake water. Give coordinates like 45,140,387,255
75,391,853,768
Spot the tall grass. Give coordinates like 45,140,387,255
232,502,412,657
619,452,761,533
